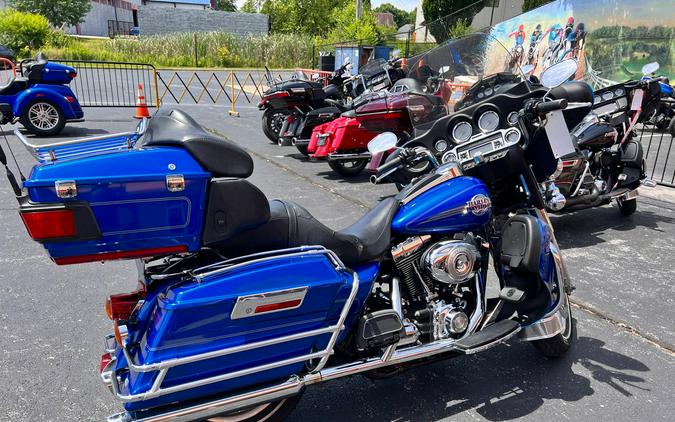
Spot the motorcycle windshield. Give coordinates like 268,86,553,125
405,32,526,127
360,58,387,78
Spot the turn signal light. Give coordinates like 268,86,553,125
20,209,76,240
105,289,146,321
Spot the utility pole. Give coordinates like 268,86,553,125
356,0,362,20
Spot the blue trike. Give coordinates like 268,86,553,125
0,53,83,136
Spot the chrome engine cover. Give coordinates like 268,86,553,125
421,240,479,284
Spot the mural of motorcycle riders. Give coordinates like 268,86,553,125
505,24,526,73
527,24,544,68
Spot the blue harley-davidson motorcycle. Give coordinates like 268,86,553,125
4,34,578,421
0,53,83,136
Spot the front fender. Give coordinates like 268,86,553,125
13,85,82,120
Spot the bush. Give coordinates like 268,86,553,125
37,32,315,69
0,9,49,55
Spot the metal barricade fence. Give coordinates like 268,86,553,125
639,124,675,187
54,60,159,108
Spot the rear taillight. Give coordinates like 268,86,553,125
20,209,76,240
64,96,75,103
54,245,188,265
68,71,77,79
105,287,146,321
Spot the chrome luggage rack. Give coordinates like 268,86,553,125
105,246,359,403
14,129,140,164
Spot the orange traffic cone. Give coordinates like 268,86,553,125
135,83,150,119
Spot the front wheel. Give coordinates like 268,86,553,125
261,108,289,144
531,294,575,358
208,393,303,422
617,198,637,216
328,158,368,177
20,99,66,137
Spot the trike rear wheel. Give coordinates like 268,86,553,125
21,99,66,137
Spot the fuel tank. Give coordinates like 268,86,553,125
392,166,492,234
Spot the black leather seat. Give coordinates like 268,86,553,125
142,109,254,178
213,197,400,266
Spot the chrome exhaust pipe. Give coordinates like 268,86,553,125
327,152,371,162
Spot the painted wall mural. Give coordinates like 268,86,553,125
485,0,675,87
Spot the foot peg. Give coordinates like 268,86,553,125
641,178,657,188
454,319,520,353
499,287,526,303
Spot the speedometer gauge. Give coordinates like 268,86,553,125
452,121,473,143
602,91,614,101
478,111,500,132
614,88,625,97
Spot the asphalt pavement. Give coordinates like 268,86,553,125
0,106,673,421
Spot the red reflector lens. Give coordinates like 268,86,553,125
69,72,77,78
21,209,76,240
65,96,75,103
255,299,302,314
106,290,146,321
54,245,188,265
100,352,113,374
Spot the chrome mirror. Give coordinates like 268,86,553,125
540,59,578,89
641,62,659,75
367,132,397,153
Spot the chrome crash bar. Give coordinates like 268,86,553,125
107,246,358,403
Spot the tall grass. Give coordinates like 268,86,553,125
39,32,314,69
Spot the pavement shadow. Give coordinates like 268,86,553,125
294,333,650,422
552,205,675,249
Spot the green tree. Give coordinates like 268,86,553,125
421,0,484,43
9,0,91,28
373,3,414,28
522,0,552,13
0,9,50,53
215,0,237,12
240,0,263,13
262,0,348,36
327,2,386,44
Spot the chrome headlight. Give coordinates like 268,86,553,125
452,121,473,143
434,139,449,152
478,110,500,132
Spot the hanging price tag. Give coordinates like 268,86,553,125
545,109,576,159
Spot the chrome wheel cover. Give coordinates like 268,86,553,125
28,102,59,130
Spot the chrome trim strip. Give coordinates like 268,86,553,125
231,286,308,320
519,293,570,341
327,152,372,161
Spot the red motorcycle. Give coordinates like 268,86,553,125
307,79,451,177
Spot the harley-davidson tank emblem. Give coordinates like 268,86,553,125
467,194,491,216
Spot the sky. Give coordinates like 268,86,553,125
234,0,419,12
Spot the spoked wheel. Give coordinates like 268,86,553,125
21,99,65,136
617,198,637,216
531,294,575,358
262,108,289,144
328,158,368,177
207,393,303,422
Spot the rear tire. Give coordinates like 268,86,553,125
617,198,637,216
262,108,289,144
531,294,575,358
328,158,368,177
20,99,66,137
295,143,309,156
208,392,303,422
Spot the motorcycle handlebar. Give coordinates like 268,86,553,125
535,99,568,114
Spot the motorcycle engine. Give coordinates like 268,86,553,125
391,235,482,341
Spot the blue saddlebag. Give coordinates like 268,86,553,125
113,248,366,412
21,146,209,264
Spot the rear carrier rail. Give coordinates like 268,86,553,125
14,129,140,163
106,246,359,403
